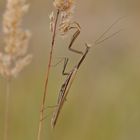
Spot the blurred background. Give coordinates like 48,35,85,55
0,0,140,140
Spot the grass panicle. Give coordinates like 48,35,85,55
0,0,32,140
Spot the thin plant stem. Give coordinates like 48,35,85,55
37,10,60,140
3,78,11,140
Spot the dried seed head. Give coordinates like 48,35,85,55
50,0,76,36
53,0,74,11
0,0,32,79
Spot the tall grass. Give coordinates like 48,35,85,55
0,0,32,139
37,0,77,139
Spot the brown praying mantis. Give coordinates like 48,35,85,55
51,19,121,128
50,17,124,128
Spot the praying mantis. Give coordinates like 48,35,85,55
50,16,124,128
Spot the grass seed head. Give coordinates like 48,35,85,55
0,0,32,78
53,0,74,11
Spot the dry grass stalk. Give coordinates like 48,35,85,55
0,0,32,140
37,8,60,140
37,10,60,140
37,0,75,139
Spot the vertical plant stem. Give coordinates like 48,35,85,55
4,78,11,140
37,10,60,140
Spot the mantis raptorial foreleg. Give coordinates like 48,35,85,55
68,22,83,55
